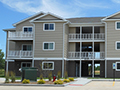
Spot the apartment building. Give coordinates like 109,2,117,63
3,11,120,78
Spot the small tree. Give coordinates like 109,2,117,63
57,71,61,80
65,71,68,79
48,72,52,81
10,71,16,83
5,72,9,83
0,49,5,69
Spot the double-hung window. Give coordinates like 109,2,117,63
42,62,54,70
116,41,120,50
22,45,32,51
43,23,55,31
116,62,120,71
116,22,120,30
43,42,55,50
23,26,33,33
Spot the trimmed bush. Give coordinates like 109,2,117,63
69,77,74,81
22,79,30,84
54,80,63,84
10,71,16,83
37,79,45,84
63,79,70,82
57,71,61,80
65,71,68,79
5,72,9,83
48,72,52,81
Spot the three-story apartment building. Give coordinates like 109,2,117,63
3,11,120,78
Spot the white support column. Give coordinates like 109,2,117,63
7,32,10,59
80,26,82,77
6,60,8,74
80,60,81,77
105,60,107,78
92,60,94,77
32,59,34,67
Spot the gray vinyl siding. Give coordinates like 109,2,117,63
109,14,120,19
34,22,64,58
107,21,120,57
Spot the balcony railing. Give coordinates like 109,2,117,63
69,33,105,40
8,31,33,40
68,52,105,59
8,50,33,58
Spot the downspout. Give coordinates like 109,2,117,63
62,21,69,78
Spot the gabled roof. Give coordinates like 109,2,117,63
13,11,45,26
102,11,120,21
67,17,104,23
30,12,67,22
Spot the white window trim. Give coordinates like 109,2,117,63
43,23,55,31
43,42,55,50
115,41,120,50
22,26,33,33
21,62,31,68
116,62,120,71
115,21,120,30
22,44,33,51
42,61,54,70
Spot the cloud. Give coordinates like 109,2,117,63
0,0,109,17
112,0,120,3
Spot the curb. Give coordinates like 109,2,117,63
92,79,120,81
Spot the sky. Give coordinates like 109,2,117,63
0,0,120,56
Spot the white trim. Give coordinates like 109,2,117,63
22,26,33,33
22,44,33,51
103,19,120,21
5,60,14,62
43,23,55,31
69,40,105,42
13,11,45,26
32,20,67,23
7,58,33,60
42,61,54,70
43,42,55,50
21,62,32,68
102,11,120,21
116,62,120,71
106,58,120,60
30,12,66,22
34,58,63,60
115,41,120,50
115,21,120,30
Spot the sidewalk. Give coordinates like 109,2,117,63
0,78,5,83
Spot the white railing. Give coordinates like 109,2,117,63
8,50,33,58
68,52,104,59
8,31,33,39
69,33,105,40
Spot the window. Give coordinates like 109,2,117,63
23,26,33,32
21,62,31,68
43,23,55,31
116,62,120,71
116,41,120,50
115,22,120,30
22,45,32,51
42,62,54,70
43,42,55,50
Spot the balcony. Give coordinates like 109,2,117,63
69,33,105,41
8,31,33,40
8,50,33,59
68,52,105,59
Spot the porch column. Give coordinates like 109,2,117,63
7,33,10,59
6,60,9,74
105,60,107,78
80,60,81,77
32,59,34,67
92,60,94,77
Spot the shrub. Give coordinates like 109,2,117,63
22,79,30,84
54,80,63,84
65,71,68,79
5,72,9,83
10,71,16,83
63,79,70,82
48,72,52,81
40,74,43,80
37,79,45,84
69,77,74,81
57,71,61,80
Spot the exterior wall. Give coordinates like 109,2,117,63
106,21,120,58
38,15,60,20
5,61,15,72
34,22,64,58
34,60,62,77
107,60,120,78
69,27,76,33
69,42,75,52
109,13,120,19
100,61,105,77
100,42,105,52
100,27,105,33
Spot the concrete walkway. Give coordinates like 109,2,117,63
0,78,5,83
67,78,92,87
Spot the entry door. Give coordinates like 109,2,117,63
76,62,79,77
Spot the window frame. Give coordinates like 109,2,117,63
22,44,33,51
43,42,55,50
115,41,120,50
115,21,120,30
22,26,33,33
116,62,120,71
42,61,54,70
21,62,31,68
43,23,55,31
